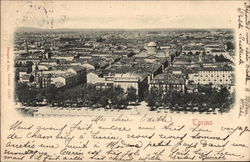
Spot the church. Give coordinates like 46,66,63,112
134,41,170,62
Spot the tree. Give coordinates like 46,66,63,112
127,52,135,57
226,41,234,50
26,67,32,73
26,61,34,67
29,75,35,82
127,87,137,103
145,87,158,108
195,51,200,55
93,63,100,69
16,83,37,106
98,94,109,107
217,86,230,107
108,86,126,108
45,85,58,104
162,92,171,108
35,91,45,103
215,54,230,62
55,91,64,106
116,94,128,109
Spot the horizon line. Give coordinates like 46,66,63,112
16,27,234,31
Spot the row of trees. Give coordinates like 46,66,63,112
16,82,234,113
215,54,231,62
145,84,234,113
15,83,137,109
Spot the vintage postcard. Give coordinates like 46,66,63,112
1,0,250,161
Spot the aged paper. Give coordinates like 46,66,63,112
1,1,250,161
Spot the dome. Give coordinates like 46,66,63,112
147,42,157,47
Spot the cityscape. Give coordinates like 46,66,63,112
14,28,235,117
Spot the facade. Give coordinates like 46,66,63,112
19,72,32,83
87,71,106,84
87,71,148,96
35,73,52,88
51,67,87,88
52,73,76,87
188,67,234,86
149,73,186,93
18,65,87,88
67,66,87,85
112,73,142,94
182,45,204,54
52,76,66,88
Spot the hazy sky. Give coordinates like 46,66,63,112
3,1,242,29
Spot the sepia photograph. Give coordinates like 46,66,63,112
14,28,236,117
1,1,250,161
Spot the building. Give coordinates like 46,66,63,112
149,73,186,93
188,66,234,86
112,73,147,95
50,66,87,88
35,73,52,88
87,71,148,96
135,42,170,62
87,71,106,84
67,66,87,84
19,72,32,83
25,65,88,88
52,72,77,88
147,42,158,53
15,58,41,65
40,59,58,66
182,45,204,54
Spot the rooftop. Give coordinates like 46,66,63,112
147,42,157,47
53,72,76,78
68,65,86,72
151,73,186,84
